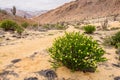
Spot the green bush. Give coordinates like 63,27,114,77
33,23,38,27
0,20,19,31
83,25,96,34
0,22,1,27
49,32,106,72
109,31,120,48
16,27,24,35
21,22,29,28
0,20,24,34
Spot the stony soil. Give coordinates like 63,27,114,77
0,25,120,80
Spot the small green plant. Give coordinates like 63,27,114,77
0,22,1,27
49,32,106,72
33,23,38,27
21,22,29,28
83,25,96,34
16,27,24,35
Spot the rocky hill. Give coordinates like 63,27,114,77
34,0,120,24
0,9,33,24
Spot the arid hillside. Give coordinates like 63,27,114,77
0,10,33,24
34,0,120,24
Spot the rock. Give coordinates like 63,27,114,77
114,76,120,80
5,64,14,69
0,43,6,46
0,29,5,36
0,70,19,78
6,37,14,40
29,52,39,59
11,59,21,64
12,34,17,38
24,77,38,80
36,69,57,80
112,63,120,68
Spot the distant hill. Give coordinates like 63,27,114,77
27,10,48,17
5,8,47,18
34,0,120,24
0,9,33,24
5,8,32,18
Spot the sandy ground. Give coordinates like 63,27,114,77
0,25,120,80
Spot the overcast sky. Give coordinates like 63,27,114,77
0,0,74,11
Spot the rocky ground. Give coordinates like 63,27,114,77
0,25,120,80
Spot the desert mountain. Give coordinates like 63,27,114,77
0,9,33,24
5,8,32,18
34,0,120,24
27,10,48,17
5,8,47,18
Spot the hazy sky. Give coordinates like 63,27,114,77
0,0,74,11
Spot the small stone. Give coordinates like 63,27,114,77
11,59,21,64
6,37,11,40
114,76,120,80
24,77,38,80
112,63,120,68
36,69,57,80
6,37,14,40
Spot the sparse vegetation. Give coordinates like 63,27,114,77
116,43,120,54
33,23,38,27
43,23,68,30
0,20,24,34
49,32,106,72
104,31,120,48
110,31,120,48
21,22,29,28
83,25,96,34
16,26,24,35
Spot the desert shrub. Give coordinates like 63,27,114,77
0,20,24,34
33,23,38,27
43,23,67,30
103,36,112,46
16,27,24,35
0,20,18,31
21,22,29,28
83,25,96,34
49,32,106,72
43,24,50,29
116,43,120,53
0,22,1,27
54,23,66,30
110,31,120,48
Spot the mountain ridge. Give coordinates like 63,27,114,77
34,0,120,24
